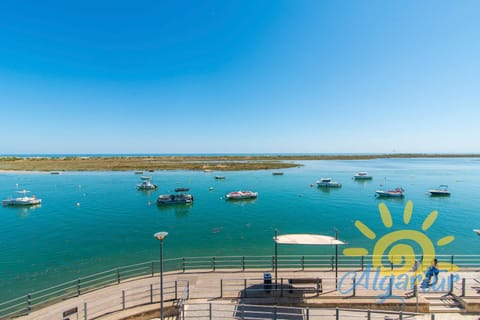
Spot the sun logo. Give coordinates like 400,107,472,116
343,200,457,275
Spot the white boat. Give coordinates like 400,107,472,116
157,193,193,205
354,172,372,180
474,229,480,236
226,191,258,200
375,187,405,198
136,176,157,190
2,190,42,206
429,185,450,196
316,178,342,188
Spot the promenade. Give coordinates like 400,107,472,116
8,268,480,320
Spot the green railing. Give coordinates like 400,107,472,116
1,254,479,319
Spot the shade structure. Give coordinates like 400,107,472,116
273,232,346,290
274,234,345,246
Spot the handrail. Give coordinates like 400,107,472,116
2,253,480,318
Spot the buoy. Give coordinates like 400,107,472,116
76,202,80,207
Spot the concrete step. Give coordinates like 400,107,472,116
429,305,465,313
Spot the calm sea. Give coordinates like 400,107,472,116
1,157,480,301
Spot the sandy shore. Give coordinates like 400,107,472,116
0,154,478,172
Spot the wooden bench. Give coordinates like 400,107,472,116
288,278,322,295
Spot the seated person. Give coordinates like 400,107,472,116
422,258,439,287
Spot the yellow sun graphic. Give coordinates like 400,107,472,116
343,200,458,275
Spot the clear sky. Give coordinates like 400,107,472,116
1,0,479,154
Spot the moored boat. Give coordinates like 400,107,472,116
316,178,342,188
428,185,450,196
136,176,157,190
272,172,284,176
215,176,226,180
157,194,194,205
226,191,258,200
354,172,372,180
2,190,42,206
474,229,480,236
375,187,405,198
174,187,190,192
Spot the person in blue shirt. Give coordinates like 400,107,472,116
422,258,439,288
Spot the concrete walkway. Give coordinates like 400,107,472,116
10,269,480,320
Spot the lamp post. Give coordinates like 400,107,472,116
154,231,168,320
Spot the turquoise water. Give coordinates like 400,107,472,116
1,157,480,301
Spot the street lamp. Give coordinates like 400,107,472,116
154,231,168,320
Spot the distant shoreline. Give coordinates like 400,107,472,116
0,154,478,172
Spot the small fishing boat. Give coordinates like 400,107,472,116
50,171,61,175
316,178,342,188
272,172,284,176
2,190,42,206
157,194,194,205
354,172,372,180
134,171,144,175
215,176,226,180
428,185,450,196
474,229,480,236
226,191,258,200
376,187,405,198
136,176,157,190
174,187,190,192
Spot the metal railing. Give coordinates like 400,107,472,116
0,279,188,320
180,303,421,320
1,254,479,319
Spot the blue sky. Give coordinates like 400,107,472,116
1,0,479,154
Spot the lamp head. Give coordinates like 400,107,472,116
154,231,169,241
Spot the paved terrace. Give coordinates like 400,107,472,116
6,268,480,320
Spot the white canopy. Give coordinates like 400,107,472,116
273,234,345,245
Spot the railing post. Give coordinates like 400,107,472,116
242,256,245,271
122,290,125,310
150,284,153,303
280,278,284,297
175,280,178,300
212,256,216,271
462,278,466,297
306,307,309,320
220,279,223,298
117,268,120,284
27,293,31,313
331,256,334,270
301,256,305,271
449,274,454,294
335,307,339,320
187,281,190,299
451,255,454,270
431,314,435,320
390,262,394,271
273,306,277,320
399,311,403,320
182,257,185,273
367,309,371,320
361,256,364,271
388,276,393,296
84,302,87,320
77,278,81,296
151,261,154,277
244,279,247,298
353,277,356,297
209,302,212,320
272,255,275,271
